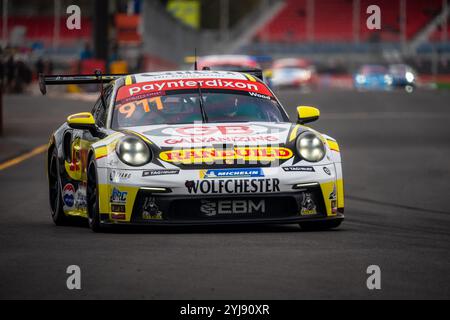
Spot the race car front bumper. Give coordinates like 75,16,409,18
98,181,344,226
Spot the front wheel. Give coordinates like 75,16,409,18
48,148,68,225
299,219,342,231
87,158,102,232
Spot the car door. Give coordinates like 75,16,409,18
80,84,114,174
61,85,113,215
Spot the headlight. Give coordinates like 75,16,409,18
384,75,393,85
405,72,415,83
356,75,366,84
296,131,326,162
116,136,151,166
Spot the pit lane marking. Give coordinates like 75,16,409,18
0,144,47,171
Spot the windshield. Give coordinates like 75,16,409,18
112,79,287,128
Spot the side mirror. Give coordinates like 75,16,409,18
297,106,320,124
67,112,96,130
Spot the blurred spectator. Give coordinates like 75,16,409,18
13,58,32,93
46,59,54,75
35,57,45,78
6,55,15,91
0,51,4,88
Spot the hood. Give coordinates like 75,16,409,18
123,122,296,148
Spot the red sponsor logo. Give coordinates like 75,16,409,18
117,78,273,100
160,147,293,164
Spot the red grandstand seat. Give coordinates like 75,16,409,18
256,0,445,43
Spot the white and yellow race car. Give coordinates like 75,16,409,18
42,70,344,232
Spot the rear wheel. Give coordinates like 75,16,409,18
299,219,342,231
48,148,68,225
87,158,102,232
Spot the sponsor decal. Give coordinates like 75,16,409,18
200,168,264,179
142,197,163,220
160,147,293,164
116,78,273,100
164,135,279,145
329,186,338,214
111,213,126,220
63,183,75,208
111,204,126,213
248,91,271,100
300,192,317,216
145,124,287,138
323,167,331,176
142,169,180,177
110,188,128,204
109,170,132,182
200,199,266,216
74,185,87,210
185,178,280,194
283,166,315,172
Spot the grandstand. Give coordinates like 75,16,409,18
255,0,446,42
1,0,449,74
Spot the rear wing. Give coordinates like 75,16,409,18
238,69,264,81
39,71,126,95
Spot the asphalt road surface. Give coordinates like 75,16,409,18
1,89,450,299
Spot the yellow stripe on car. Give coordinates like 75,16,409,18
326,140,340,152
289,125,300,142
320,181,337,216
94,137,120,160
95,146,109,159
125,75,133,86
337,178,345,209
245,73,257,82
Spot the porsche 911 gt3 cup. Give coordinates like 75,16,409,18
42,70,344,232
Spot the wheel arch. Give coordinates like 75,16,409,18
46,135,57,178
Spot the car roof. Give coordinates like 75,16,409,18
359,65,387,73
123,70,252,84
198,55,259,70
273,58,311,68
199,55,256,62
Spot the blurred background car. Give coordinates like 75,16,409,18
197,54,260,71
354,65,393,91
388,64,418,92
269,58,318,89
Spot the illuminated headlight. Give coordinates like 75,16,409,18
384,75,393,85
405,72,415,83
299,70,312,80
296,131,326,162
116,136,151,166
356,75,366,84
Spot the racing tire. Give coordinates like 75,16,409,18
299,219,342,231
49,147,69,225
87,157,102,232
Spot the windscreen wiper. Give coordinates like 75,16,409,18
197,82,209,123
